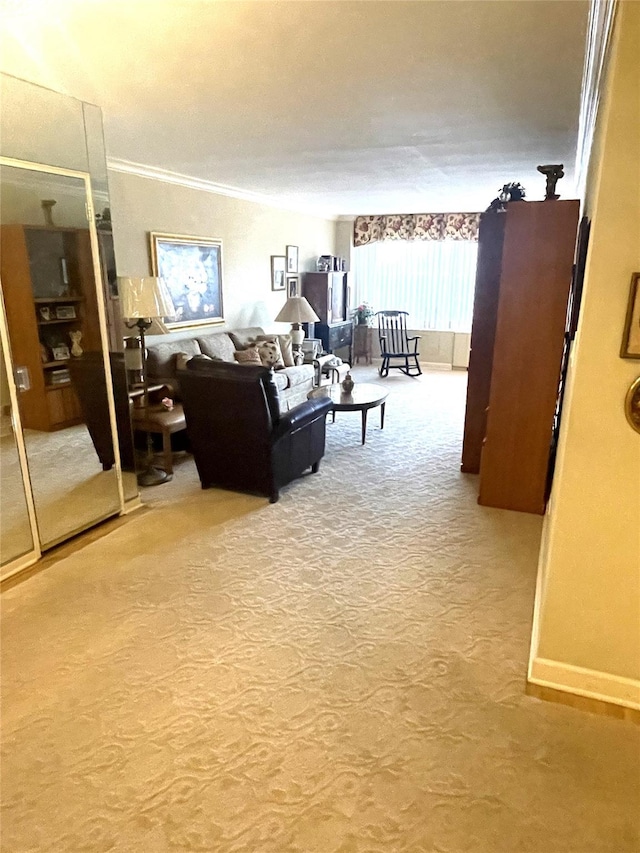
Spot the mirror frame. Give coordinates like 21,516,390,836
0,73,140,579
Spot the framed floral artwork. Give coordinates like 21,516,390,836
149,232,223,329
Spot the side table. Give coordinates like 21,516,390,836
353,324,373,364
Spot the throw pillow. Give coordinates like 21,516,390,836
255,334,294,367
276,334,294,368
174,352,193,371
234,346,261,366
254,339,284,369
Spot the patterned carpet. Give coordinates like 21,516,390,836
1,366,638,853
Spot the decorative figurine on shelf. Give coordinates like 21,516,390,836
69,329,83,357
486,181,526,212
537,164,564,200
341,371,355,394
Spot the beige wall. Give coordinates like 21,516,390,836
531,1,640,699
107,170,337,337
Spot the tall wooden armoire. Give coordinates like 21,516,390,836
461,199,580,514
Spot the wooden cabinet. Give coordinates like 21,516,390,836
303,272,350,324
0,224,102,431
461,211,506,473
316,321,353,364
462,200,580,514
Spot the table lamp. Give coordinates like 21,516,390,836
275,296,320,348
118,276,175,486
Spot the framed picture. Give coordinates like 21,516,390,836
287,276,299,298
620,272,640,358
51,344,70,361
286,245,298,273
271,255,286,291
150,232,224,329
55,305,76,320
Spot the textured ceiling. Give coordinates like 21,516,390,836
0,0,589,217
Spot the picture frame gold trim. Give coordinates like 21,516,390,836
149,231,224,329
620,271,640,359
624,375,640,434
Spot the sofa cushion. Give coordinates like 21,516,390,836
234,346,261,366
195,332,236,362
281,364,314,389
271,370,289,392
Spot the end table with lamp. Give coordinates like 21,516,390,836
118,275,184,486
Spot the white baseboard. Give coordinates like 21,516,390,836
421,361,452,371
528,657,640,710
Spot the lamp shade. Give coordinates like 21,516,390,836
118,276,175,320
274,296,319,324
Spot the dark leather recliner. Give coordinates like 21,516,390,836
68,351,136,473
177,359,332,502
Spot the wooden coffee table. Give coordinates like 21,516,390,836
308,383,389,445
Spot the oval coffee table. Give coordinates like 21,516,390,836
308,383,389,445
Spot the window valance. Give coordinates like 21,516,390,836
353,212,481,247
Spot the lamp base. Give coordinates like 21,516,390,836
137,465,172,487
290,324,305,347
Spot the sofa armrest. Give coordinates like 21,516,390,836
273,397,332,441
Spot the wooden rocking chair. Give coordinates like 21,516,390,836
376,311,422,378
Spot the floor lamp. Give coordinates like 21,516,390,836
118,276,175,487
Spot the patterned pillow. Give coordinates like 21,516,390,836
234,346,261,366
254,334,294,367
254,339,284,369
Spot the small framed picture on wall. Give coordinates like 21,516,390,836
271,255,286,291
287,276,299,298
286,245,298,274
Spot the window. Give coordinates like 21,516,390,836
353,239,478,332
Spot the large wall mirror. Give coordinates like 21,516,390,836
0,310,35,568
0,74,138,577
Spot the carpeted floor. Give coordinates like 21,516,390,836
1,366,638,853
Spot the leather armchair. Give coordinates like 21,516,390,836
177,359,332,502
68,351,136,472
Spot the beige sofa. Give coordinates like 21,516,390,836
145,327,315,411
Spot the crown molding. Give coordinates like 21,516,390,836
106,157,339,221
574,0,618,198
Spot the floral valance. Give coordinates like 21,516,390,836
353,212,481,247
